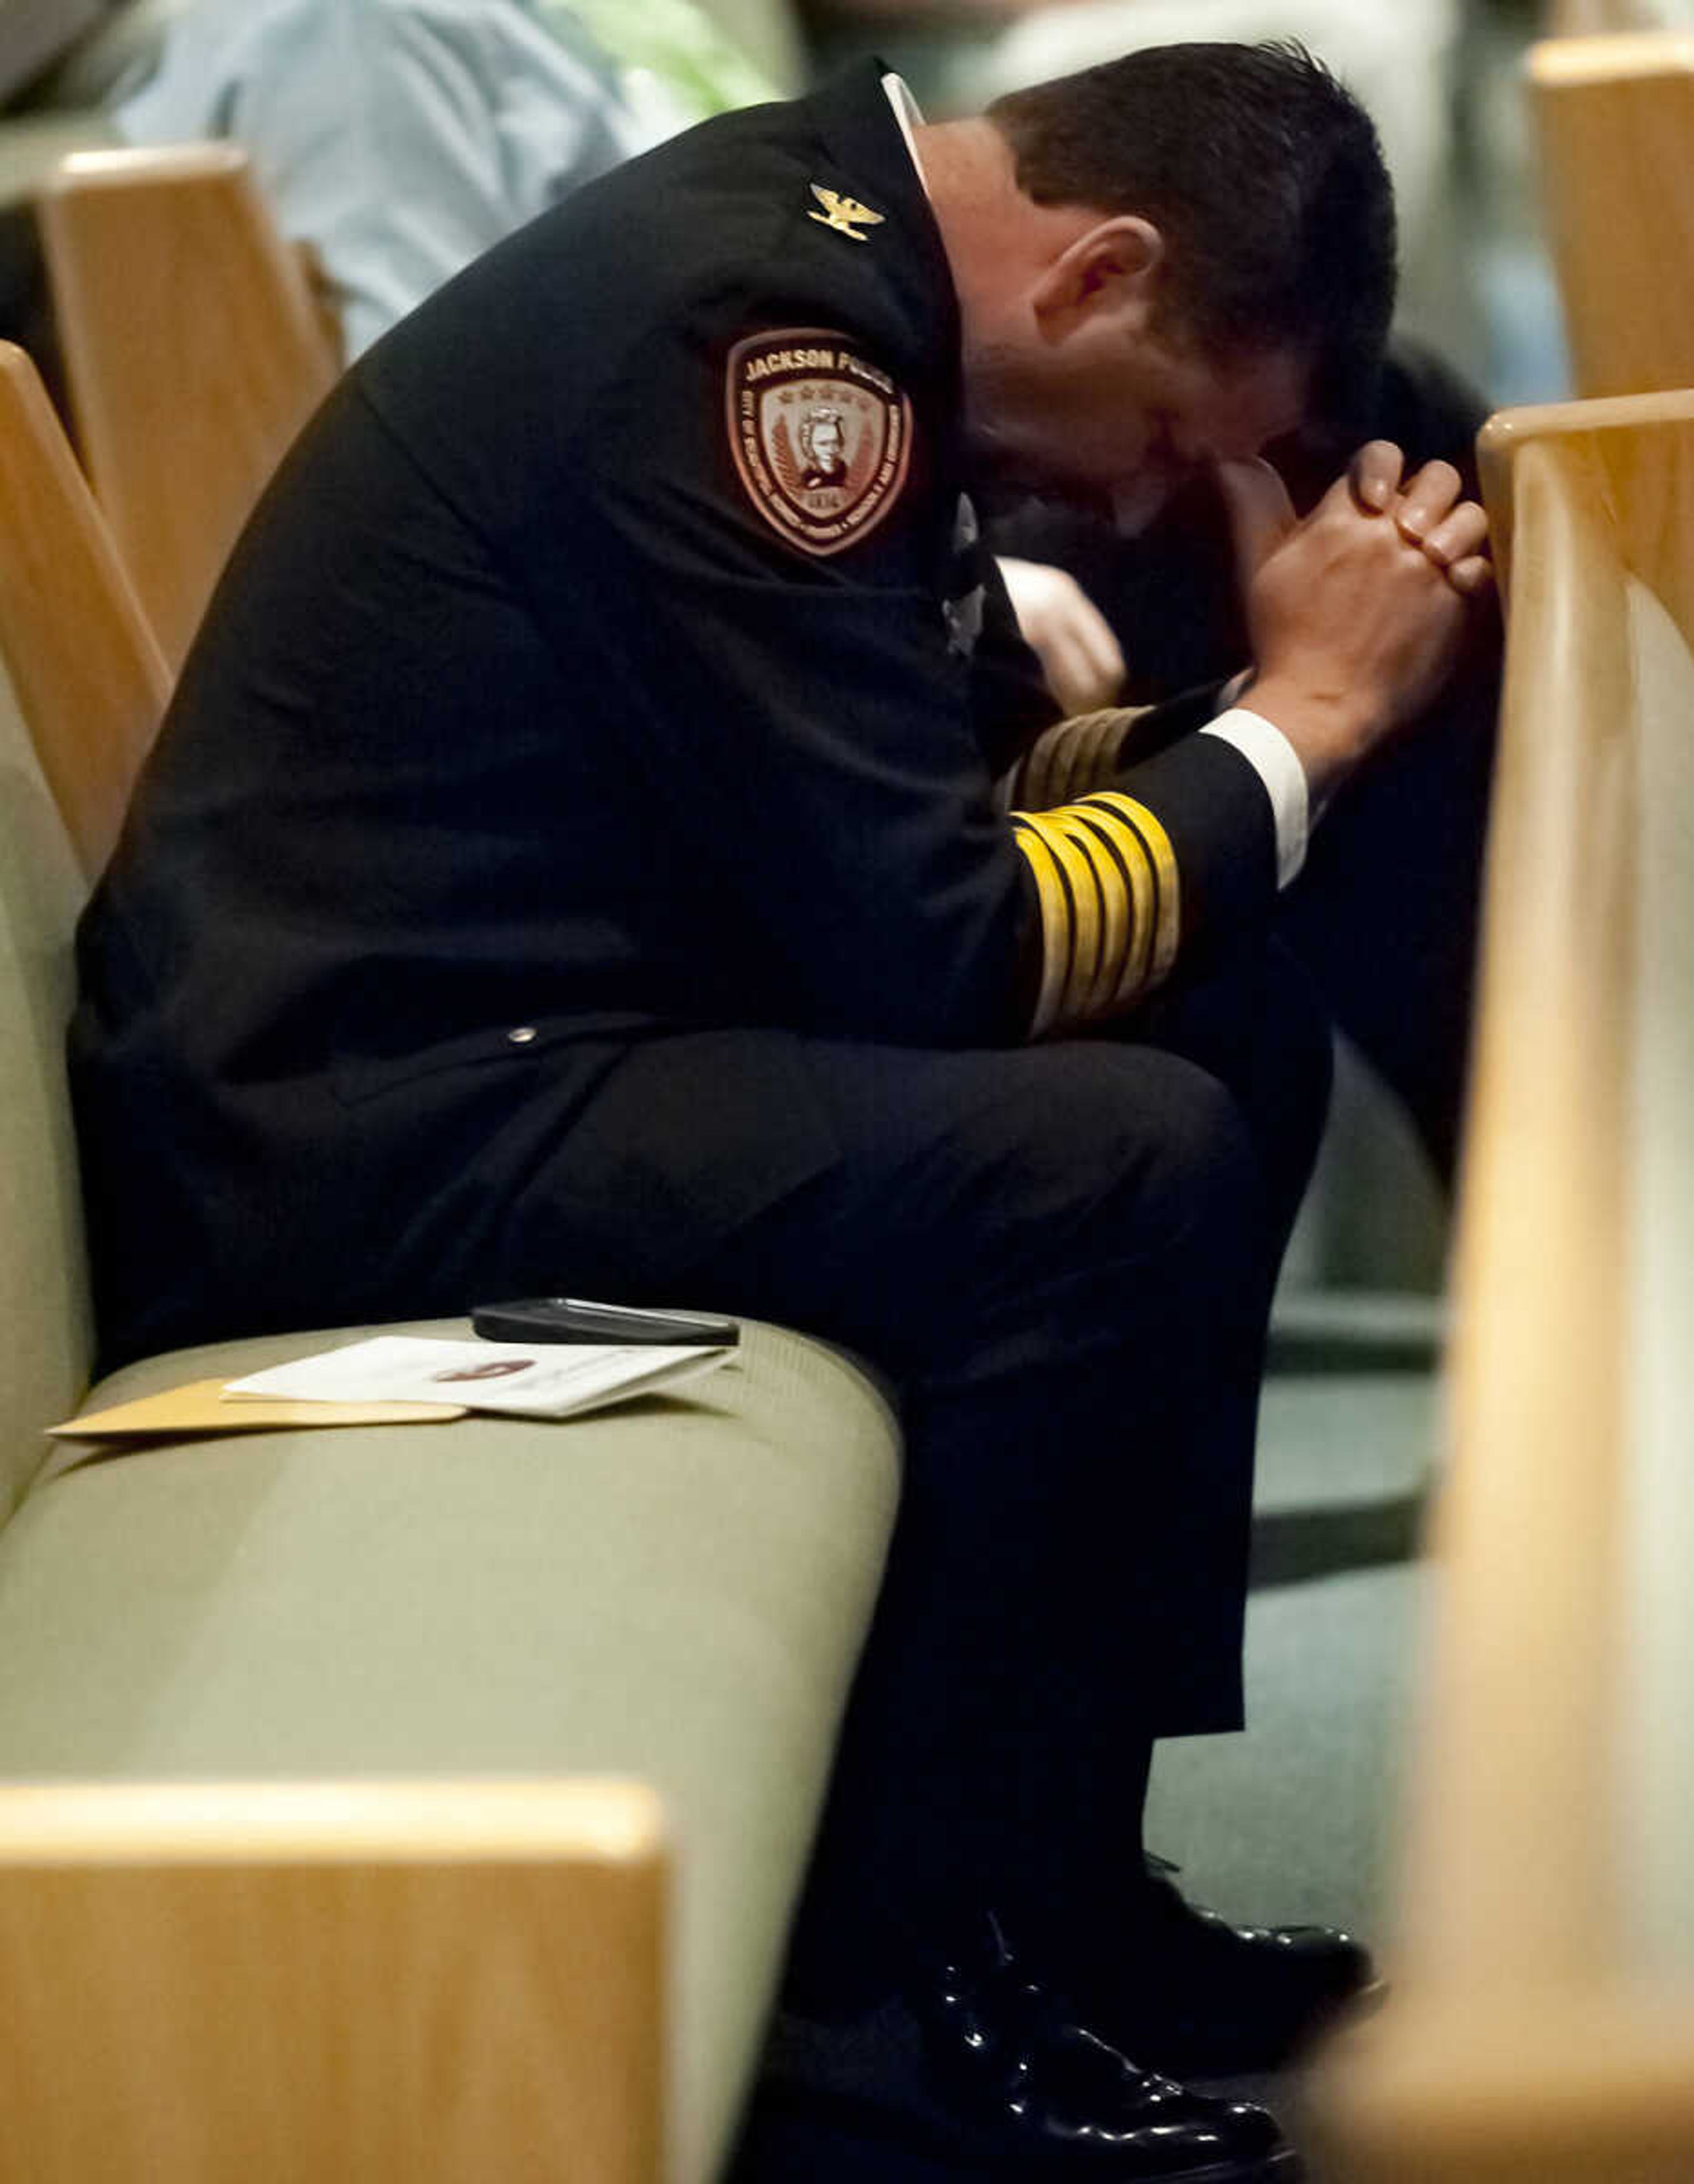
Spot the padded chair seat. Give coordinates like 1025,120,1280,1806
0,1313,900,2184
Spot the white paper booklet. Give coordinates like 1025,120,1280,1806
225,1335,732,1420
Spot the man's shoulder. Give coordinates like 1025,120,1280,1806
553,80,942,350
351,67,956,530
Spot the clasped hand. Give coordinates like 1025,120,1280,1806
1218,443,1492,806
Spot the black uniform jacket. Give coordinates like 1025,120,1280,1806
70,60,1277,1367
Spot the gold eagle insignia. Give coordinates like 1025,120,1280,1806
808,184,884,242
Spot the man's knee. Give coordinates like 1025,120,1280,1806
1132,942,1334,1247
1252,942,1337,1222
678,1038,1274,1373
959,1044,1267,1328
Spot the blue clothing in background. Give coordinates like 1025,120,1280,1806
116,0,659,355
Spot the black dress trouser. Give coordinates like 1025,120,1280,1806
489,938,1335,1998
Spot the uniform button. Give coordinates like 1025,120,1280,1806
507,1025,538,1046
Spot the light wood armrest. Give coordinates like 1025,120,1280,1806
0,1779,666,2184
1309,391,1694,2179
41,143,340,673
1527,32,1694,398
1477,388,1694,608
1540,0,1660,32
0,341,169,878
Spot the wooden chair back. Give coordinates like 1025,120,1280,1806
40,143,340,673
0,1779,667,2184
1527,31,1694,397
1310,390,1694,2179
1540,0,1660,32
0,341,169,879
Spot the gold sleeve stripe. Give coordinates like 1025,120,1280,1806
1079,705,1132,788
1020,719,1067,809
1050,809,1134,1017
1056,803,1154,1013
1079,792,1181,985
1010,818,1074,1038
1012,792,1182,1037
1017,724,1056,811
1023,813,1104,1024
1076,792,1173,997
1012,805,1147,1027
1015,705,1147,807
1049,720,1085,803
1074,803,1157,1010
1053,720,1089,803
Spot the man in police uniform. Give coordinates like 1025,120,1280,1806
72,42,1490,2180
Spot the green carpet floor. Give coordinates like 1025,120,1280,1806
1148,1366,1437,1946
1148,1359,1441,2160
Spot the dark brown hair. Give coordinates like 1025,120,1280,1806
989,41,1396,428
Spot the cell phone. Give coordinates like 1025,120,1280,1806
471,1295,740,1347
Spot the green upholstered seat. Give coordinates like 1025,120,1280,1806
0,1318,898,2182
0,667,94,1525
0,671,901,2180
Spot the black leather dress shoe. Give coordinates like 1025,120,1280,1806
1068,1860,1382,2079
916,1910,1301,2179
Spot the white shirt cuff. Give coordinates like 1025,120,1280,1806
1200,707,1309,890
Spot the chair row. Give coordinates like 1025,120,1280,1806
0,140,336,880
1308,393,1694,2177
1303,40,1694,2172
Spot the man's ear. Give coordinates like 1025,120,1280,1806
1031,215,1164,340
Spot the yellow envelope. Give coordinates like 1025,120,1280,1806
50,1378,467,1440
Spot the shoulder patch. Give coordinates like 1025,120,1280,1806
726,329,912,559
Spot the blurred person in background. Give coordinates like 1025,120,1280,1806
111,0,707,359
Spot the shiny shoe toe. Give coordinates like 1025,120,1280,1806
921,1913,1301,2180
1084,1864,1382,2077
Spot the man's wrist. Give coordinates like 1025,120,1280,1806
1236,674,1379,811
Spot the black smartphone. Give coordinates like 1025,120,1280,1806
471,1295,740,1347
